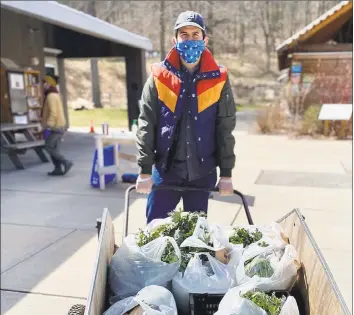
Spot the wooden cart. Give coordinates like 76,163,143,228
67,186,351,315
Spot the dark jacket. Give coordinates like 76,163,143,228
136,47,236,178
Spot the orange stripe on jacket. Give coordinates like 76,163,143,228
197,81,226,113
151,63,181,113
197,67,227,113
151,63,181,95
154,78,178,113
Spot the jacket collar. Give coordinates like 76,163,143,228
163,47,221,80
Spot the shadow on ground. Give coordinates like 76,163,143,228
0,132,141,313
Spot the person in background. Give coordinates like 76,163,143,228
136,11,236,223
42,75,73,176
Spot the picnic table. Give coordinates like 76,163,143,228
0,123,49,169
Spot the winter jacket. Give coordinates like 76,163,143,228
42,90,66,131
136,47,236,178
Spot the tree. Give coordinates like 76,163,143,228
254,1,281,73
206,0,214,53
87,0,102,108
160,0,166,60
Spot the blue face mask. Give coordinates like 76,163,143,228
175,40,205,64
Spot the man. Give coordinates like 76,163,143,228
136,11,236,223
42,75,73,176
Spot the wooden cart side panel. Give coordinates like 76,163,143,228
278,210,350,315
85,209,115,315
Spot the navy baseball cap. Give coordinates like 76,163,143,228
174,11,206,34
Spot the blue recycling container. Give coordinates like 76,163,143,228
90,144,120,188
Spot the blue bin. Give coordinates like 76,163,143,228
90,144,120,188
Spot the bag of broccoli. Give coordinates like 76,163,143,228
109,235,181,299
103,285,178,315
244,256,275,278
215,279,300,315
180,217,225,251
172,252,237,314
236,245,298,291
227,224,288,254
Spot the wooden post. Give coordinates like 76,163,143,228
339,120,346,139
324,120,330,137
57,58,69,129
91,58,102,108
125,48,146,130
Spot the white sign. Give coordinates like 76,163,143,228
13,115,28,124
318,104,353,121
9,73,25,90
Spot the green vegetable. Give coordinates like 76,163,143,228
136,223,171,247
245,256,274,278
161,240,179,264
229,228,266,247
136,208,213,271
258,241,269,247
242,291,285,315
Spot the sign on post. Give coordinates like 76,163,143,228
318,104,353,138
318,104,353,121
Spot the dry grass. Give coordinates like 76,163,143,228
256,103,286,134
298,105,323,136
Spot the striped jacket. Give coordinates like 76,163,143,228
136,47,236,178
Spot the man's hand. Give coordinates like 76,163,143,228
218,177,233,196
136,174,153,194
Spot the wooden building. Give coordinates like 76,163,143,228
277,1,352,109
0,1,152,129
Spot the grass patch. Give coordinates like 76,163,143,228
68,104,261,128
236,104,261,111
68,108,128,128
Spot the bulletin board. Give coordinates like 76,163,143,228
7,71,28,115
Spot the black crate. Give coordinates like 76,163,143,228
189,293,224,315
189,290,290,315
269,290,290,299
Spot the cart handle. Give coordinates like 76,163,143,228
123,185,254,239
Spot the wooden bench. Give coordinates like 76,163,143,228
1,123,49,169
3,140,45,150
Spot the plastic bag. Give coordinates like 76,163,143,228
109,235,181,299
244,255,275,278
215,279,300,315
104,285,178,315
279,296,300,315
180,217,225,251
172,252,237,314
236,245,298,291
225,223,288,251
214,279,268,315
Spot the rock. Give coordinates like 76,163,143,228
70,98,94,110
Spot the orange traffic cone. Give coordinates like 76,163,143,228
89,120,95,133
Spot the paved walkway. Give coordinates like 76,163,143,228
1,130,352,314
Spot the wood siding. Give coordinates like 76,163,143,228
292,53,352,107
